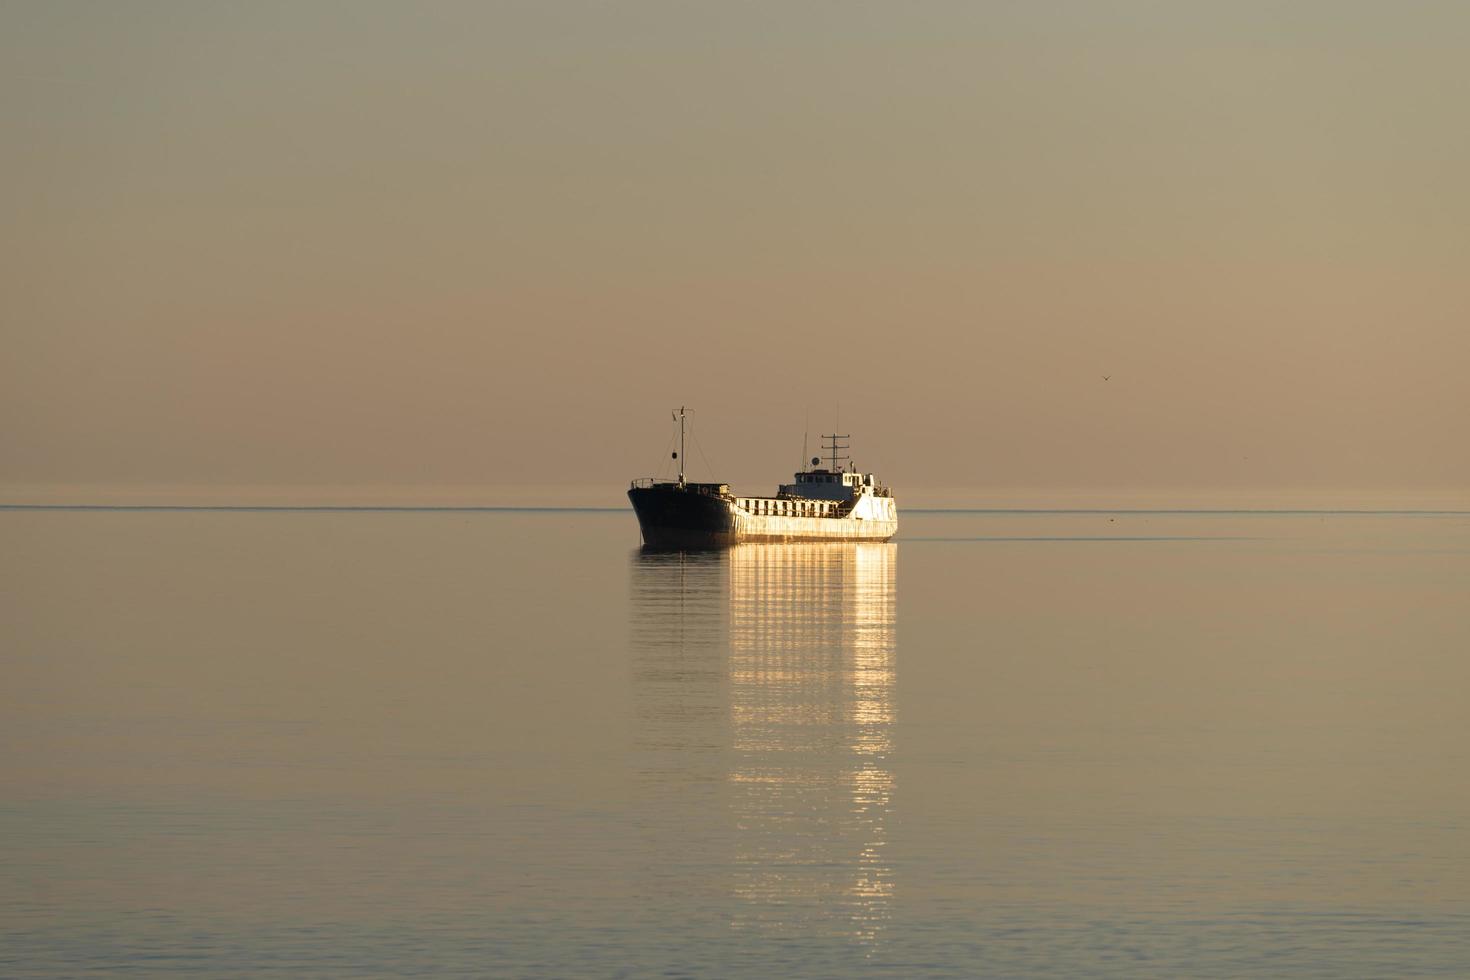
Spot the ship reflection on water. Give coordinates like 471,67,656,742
630,542,897,947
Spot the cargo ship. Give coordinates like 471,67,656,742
628,408,898,547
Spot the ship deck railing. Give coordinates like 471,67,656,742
629,478,731,497
737,496,845,518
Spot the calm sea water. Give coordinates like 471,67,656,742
3,506,1468,977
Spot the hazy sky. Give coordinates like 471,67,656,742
4,2,1467,497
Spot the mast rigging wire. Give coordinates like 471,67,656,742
687,414,719,484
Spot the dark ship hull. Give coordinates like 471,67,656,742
627,484,739,548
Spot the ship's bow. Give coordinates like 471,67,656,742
628,483,738,548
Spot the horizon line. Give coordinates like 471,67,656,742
2,504,1466,517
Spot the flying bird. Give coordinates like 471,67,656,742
1102,375,1111,381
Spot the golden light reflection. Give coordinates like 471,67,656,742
726,542,897,946
628,542,897,947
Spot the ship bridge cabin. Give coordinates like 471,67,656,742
779,468,890,502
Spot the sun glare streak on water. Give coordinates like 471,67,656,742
630,543,899,955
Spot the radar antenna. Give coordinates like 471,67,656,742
801,407,810,473
821,432,850,473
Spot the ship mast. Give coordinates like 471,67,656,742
821,432,850,473
676,406,686,487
